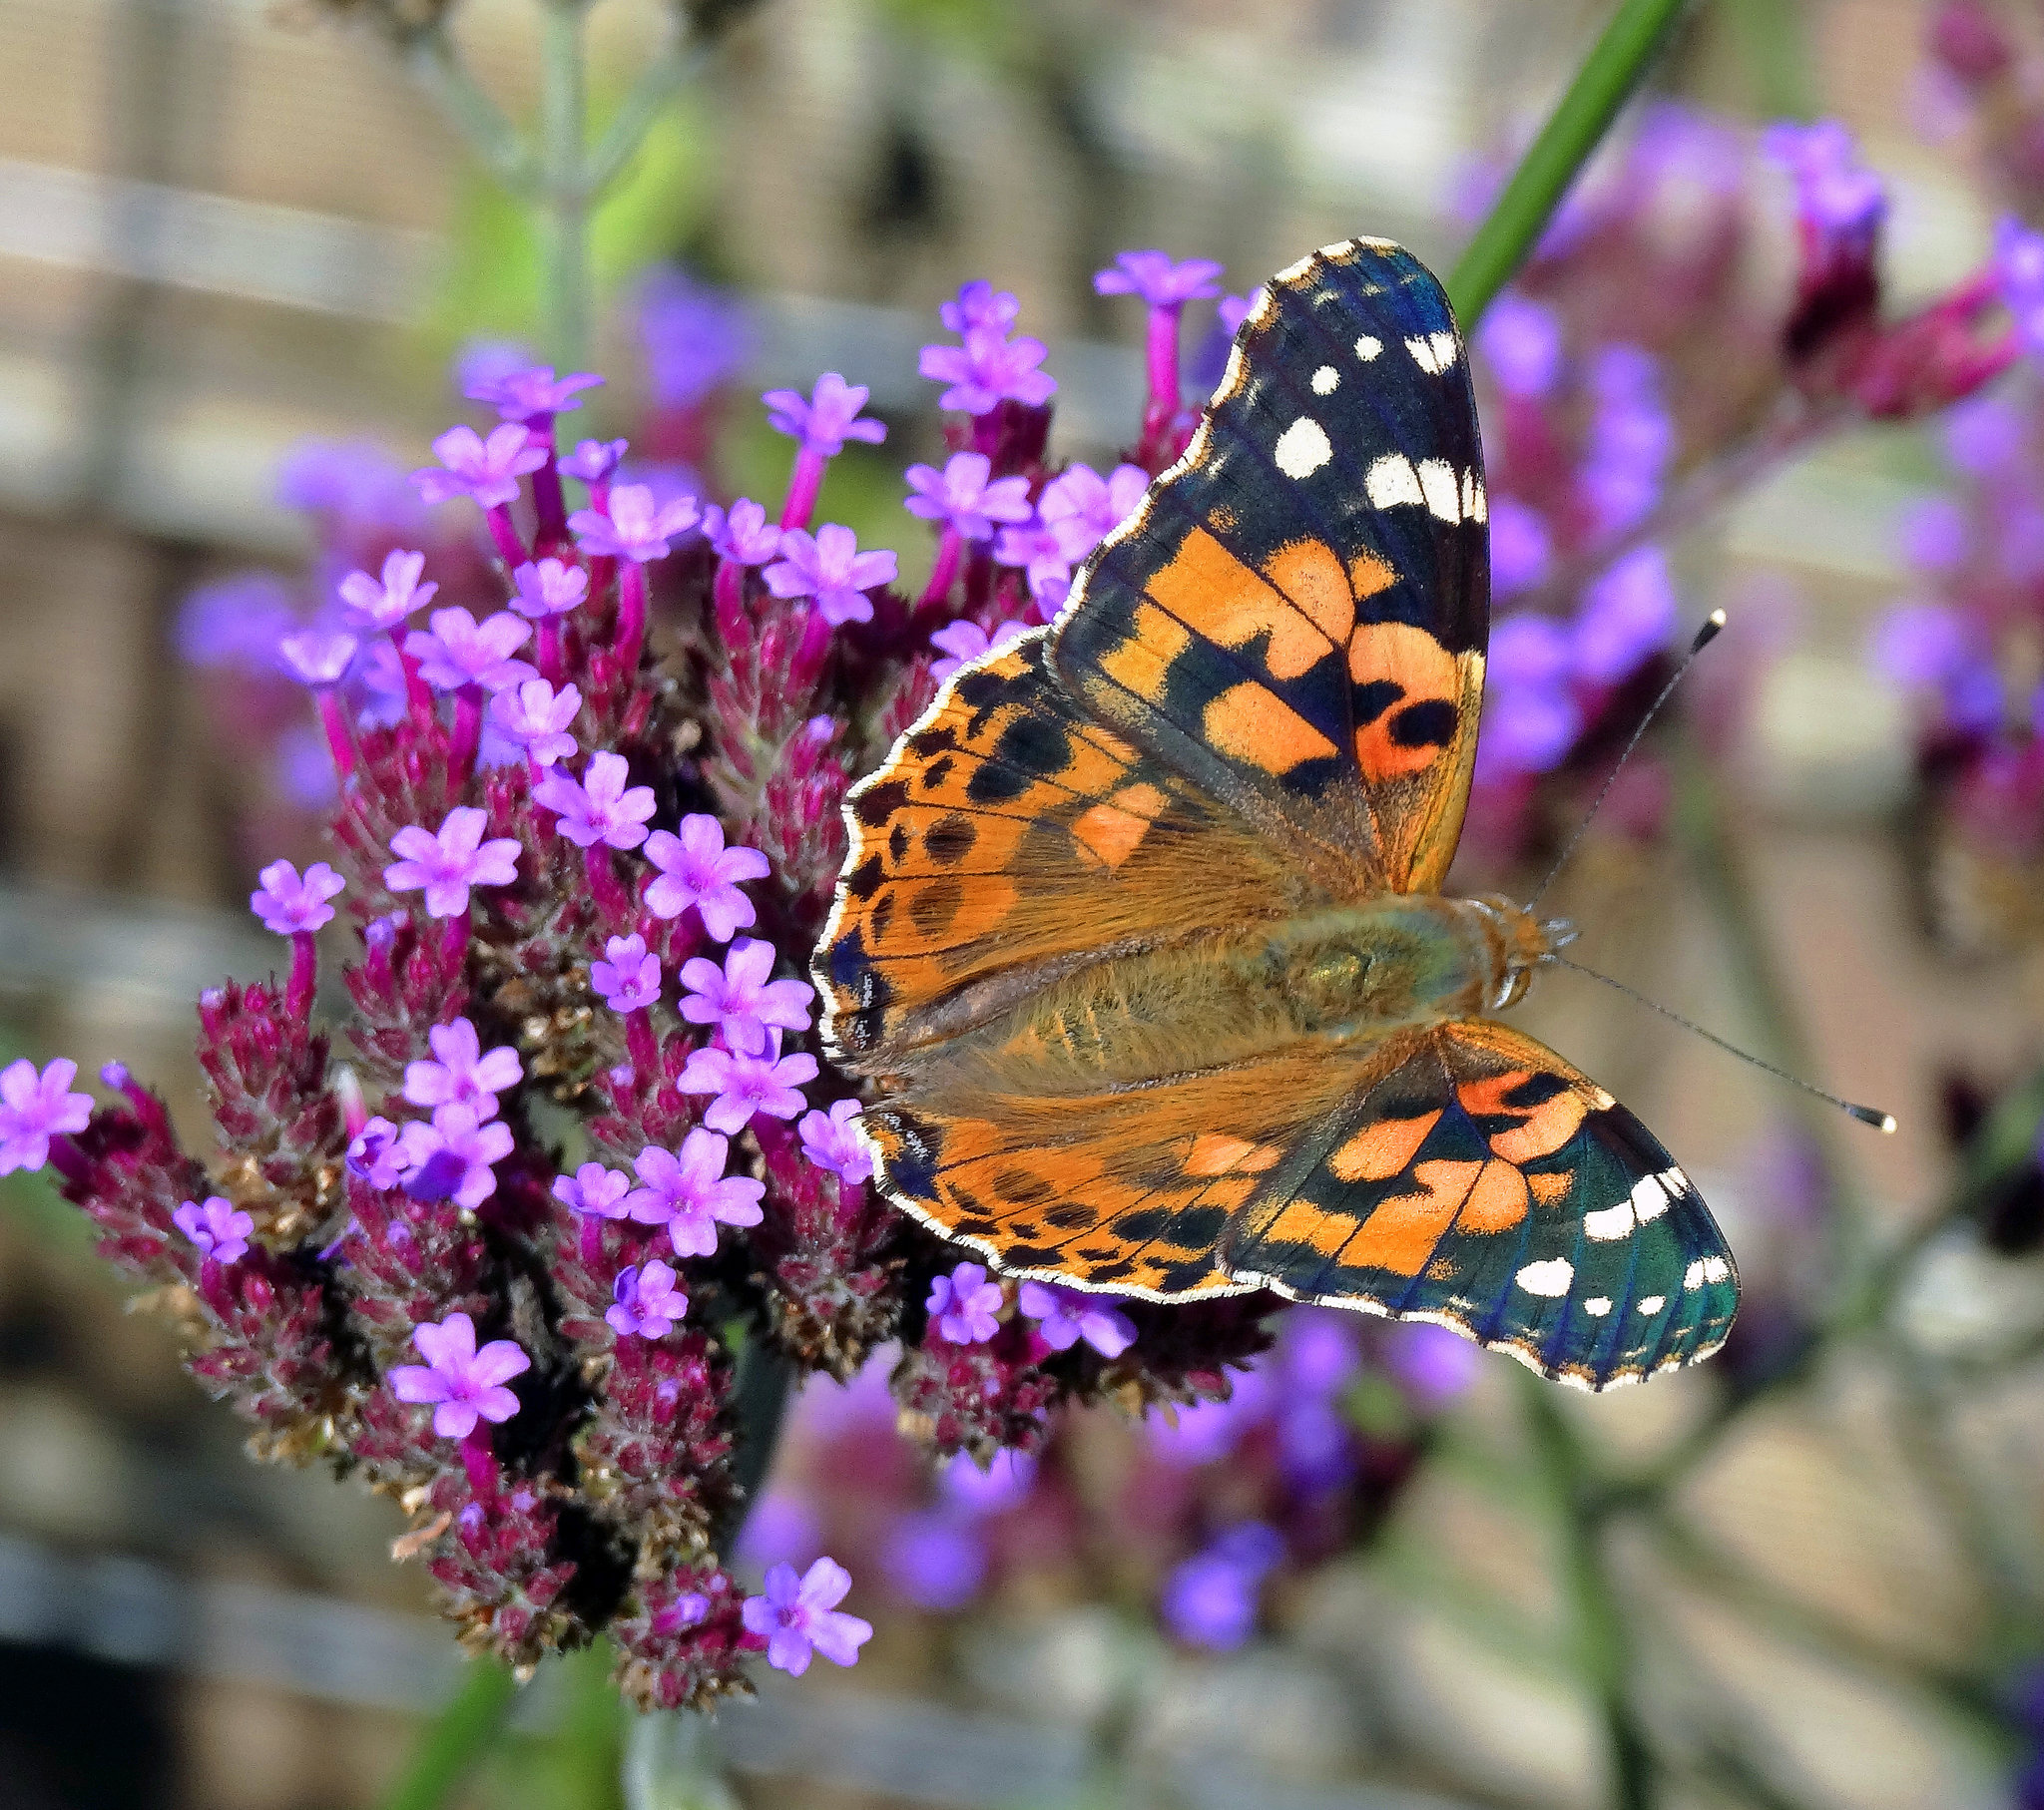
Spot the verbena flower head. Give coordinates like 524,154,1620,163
251,859,344,935
465,365,603,422
1038,462,1149,566
413,423,547,508
570,484,702,563
797,1099,873,1184
1762,118,1886,235
764,525,898,627
388,1312,530,1440
927,1261,1003,1345
678,938,813,1056
1094,249,1225,307
178,573,297,671
490,678,581,766
642,816,769,940
706,497,781,566
559,437,628,483
608,1260,689,1339
928,619,1028,681
624,1128,766,1256
399,1103,515,1208
592,933,662,1012
338,549,437,633
535,750,657,850
0,1058,92,1175
1018,1280,1137,1358
677,1036,818,1135
383,806,521,917
402,1017,523,1119
903,452,1034,541
406,609,535,693
174,1195,255,1265
509,558,590,621
740,1558,871,1676
763,372,886,455
276,627,359,687
919,324,1056,414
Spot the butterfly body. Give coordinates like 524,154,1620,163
819,239,1740,1389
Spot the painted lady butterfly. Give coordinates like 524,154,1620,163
815,239,1738,1390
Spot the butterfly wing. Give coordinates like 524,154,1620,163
1222,1020,1739,1388
1052,238,1488,895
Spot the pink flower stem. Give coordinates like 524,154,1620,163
618,560,648,677
484,504,527,570
626,1010,660,1076
457,1428,498,1497
537,618,564,684
450,686,483,779
790,610,833,692
591,476,611,515
713,560,751,649
585,844,630,921
971,410,1003,459
1139,303,1184,466
393,634,434,726
918,526,963,612
779,446,828,531
579,1216,606,1266
525,751,547,787
314,687,358,781
440,913,471,969
528,417,567,547
286,931,318,1020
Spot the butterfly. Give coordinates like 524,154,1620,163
813,238,1738,1391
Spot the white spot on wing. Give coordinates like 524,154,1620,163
1354,334,1383,361
1460,470,1487,524
1273,417,1332,478
1637,1295,1666,1315
1365,454,1423,509
1310,364,1339,395
1515,1257,1574,1297
1583,1297,1613,1317
1416,458,1461,522
1276,254,1316,283
1403,331,1460,374
1583,1203,1634,1242
1628,1173,1670,1224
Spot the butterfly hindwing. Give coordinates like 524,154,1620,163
1222,1021,1739,1389
1051,238,1488,894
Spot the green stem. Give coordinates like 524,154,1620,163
540,0,594,370
379,10,535,196
1446,0,1696,326
586,39,708,195
377,1659,519,1810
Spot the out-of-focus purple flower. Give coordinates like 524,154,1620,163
174,1195,255,1265
276,439,424,528
1278,1309,1358,1396
1764,118,1887,236
927,1261,1003,1345
764,525,898,628
882,1513,986,1609
940,1447,1037,1516
591,933,663,1012
1489,497,1554,599
558,437,627,483
338,549,438,634
552,1160,633,1222
1387,1321,1483,1404
1490,612,1574,691
346,1118,410,1191
1018,1279,1135,1358
642,816,770,940
398,1104,514,1209
928,619,1028,682
412,423,547,510
465,365,602,422
1217,292,1257,338
0,1059,94,1175
1161,1523,1283,1650
509,559,590,621
763,373,887,455
1039,462,1149,567
1573,546,1677,682
274,725,339,808
1094,249,1224,307
1477,293,1564,398
1872,601,1973,689
939,280,1021,335
251,859,344,936
383,807,521,918
624,1128,766,1257
706,497,781,567
1898,496,1971,573
1479,684,1584,777
607,1260,688,1339
1581,345,1673,536
736,1490,822,1573
992,521,1070,596
1944,391,2028,475
1147,1365,1272,1466
639,267,754,409
741,1558,872,1676
276,627,359,688
490,678,581,766
678,938,812,1056
535,750,657,850
452,339,537,398
1278,1398,1352,1491
177,573,297,670
388,1311,530,1441
402,1018,522,1119
677,1037,817,1136
1995,215,2044,362
405,608,535,693
903,452,1034,542
569,483,702,564
797,1099,873,1185
919,326,1057,414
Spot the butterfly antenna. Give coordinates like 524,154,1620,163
1525,610,1728,910
1552,955,1896,1132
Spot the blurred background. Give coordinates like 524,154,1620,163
3,0,2044,1806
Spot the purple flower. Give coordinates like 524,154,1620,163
606,1260,688,1339
558,437,628,483
928,619,1028,682
402,1018,523,1119
1476,293,1564,399
1161,1524,1283,1650
535,750,657,850
642,816,770,940
903,452,1034,542
763,373,886,456
919,325,1057,414
797,1099,873,1185
1581,346,1673,536
552,1161,633,1222
706,497,781,566
251,858,344,935
992,521,1070,595
397,1103,514,1209
678,938,813,1056
509,558,590,621
174,1195,255,1265
1017,1279,1136,1358
465,364,603,422
1873,602,1973,688
568,483,702,563
1094,249,1225,306
1386,1321,1482,1404
1898,496,1971,574
882,1513,986,1610
1479,684,1583,777
623,1128,766,1256
1945,390,2028,474
927,1260,1003,1345
763,524,898,628
383,807,521,918
1038,462,1149,566
338,549,438,633
1763,118,1886,235
276,627,359,687
347,1118,410,1191
1490,612,1574,690
276,439,423,528
0,1058,93,1175
490,678,581,766
1488,497,1554,599
677,1036,818,1135
938,280,1020,335
740,1558,872,1677
387,1311,530,1441
736,1490,822,1572
592,933,662,1013
940,1448,1037,1516
1573,546,1677,681
1997,215,2044,361
412,423,548,509
639,267,753,408
177,573,297,671
404,608,535,692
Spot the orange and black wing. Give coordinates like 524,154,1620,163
1052,239,1488,896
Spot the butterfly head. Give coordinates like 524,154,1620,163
1468,895,1577,1011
